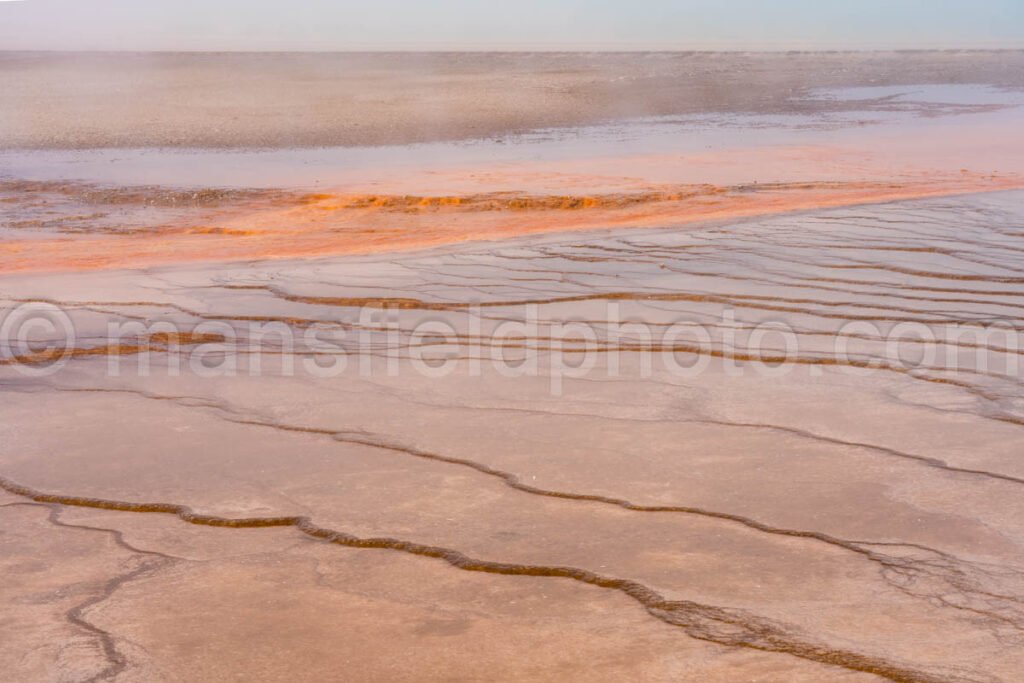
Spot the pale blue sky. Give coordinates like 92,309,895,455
1,0,1022,50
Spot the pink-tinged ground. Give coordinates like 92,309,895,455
3,56,1024,683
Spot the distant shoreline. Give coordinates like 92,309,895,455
3,51,1024,150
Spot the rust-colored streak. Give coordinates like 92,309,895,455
0,332,226,367
3,176,1022,274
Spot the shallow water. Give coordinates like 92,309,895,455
3,83,1024,190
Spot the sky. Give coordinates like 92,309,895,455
0,0,1022,51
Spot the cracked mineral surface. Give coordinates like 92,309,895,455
2,53,1024,682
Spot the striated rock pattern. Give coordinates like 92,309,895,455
2,190,1024,681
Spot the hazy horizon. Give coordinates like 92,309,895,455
4,48,1024,54
1,0,1022,51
